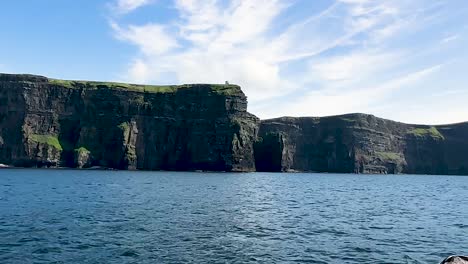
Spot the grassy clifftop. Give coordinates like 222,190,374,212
407,127,445,140
0,73,241,96
48,78,241,95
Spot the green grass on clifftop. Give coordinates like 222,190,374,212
48,78,240,95
407,127,445,140
29,134,63,150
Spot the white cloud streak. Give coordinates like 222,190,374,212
441,34,459,44
254,63,444,119
111,22,178,56
112,0,153,14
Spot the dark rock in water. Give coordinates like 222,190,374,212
0,73,258,172
1,73,467,175
440,256,468,264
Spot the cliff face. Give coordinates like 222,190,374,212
255,114,468,175
1,73,467,175
0,73,258,171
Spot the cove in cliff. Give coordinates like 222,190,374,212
0,73,467,175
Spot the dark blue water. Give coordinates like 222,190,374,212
0,170,467,263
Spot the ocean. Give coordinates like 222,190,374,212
0,170,467,263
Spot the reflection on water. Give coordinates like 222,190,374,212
0,170,467,263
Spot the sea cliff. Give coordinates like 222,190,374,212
1,73,467,175
255,115,468,175
0,73,258,171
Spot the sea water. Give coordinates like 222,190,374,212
0,170,467,263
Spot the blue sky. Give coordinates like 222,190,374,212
1,0,467,124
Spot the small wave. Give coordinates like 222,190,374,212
121,249,140,257
32,247,61,254
17,237,42,243
369,226,394,230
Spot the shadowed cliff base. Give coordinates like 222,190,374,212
1,73,467,175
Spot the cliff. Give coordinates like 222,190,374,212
1,73,467,175
0,73,258,171
255,114,468,175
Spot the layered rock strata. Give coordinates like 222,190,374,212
1,73,467,175
0,73,258,171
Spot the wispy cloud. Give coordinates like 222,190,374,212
111,22,178,56
107,0,466,124
441,34,460,44
111,0,153,14
307,50,403,83
110,0,294,100
254,63,444,119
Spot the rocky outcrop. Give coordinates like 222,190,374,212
255,114,468,175
0,73,258,171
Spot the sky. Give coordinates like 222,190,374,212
1,0,467,124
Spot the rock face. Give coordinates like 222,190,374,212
0,73,258,171
1,73,467,175
255,114,468,175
